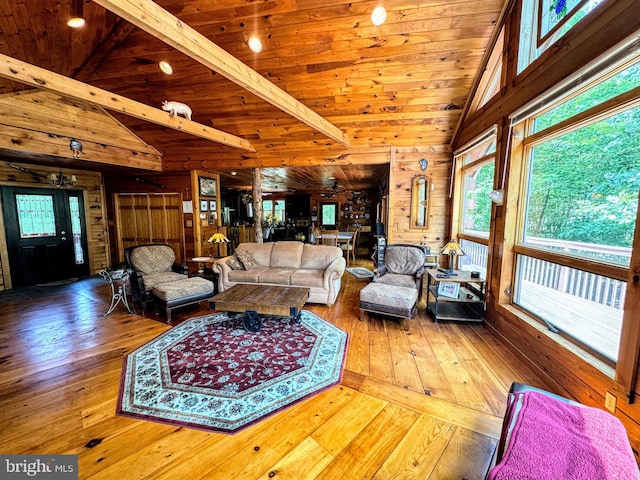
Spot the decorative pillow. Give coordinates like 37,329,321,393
226,255,245,270
236,250,260,270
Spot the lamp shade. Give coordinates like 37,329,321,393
207,233,229,244
440,239,465,256
440,239,465,274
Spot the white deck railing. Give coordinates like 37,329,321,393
458,237,628,310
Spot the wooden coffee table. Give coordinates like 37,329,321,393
209,283,310,332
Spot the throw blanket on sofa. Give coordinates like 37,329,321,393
489,390,638,480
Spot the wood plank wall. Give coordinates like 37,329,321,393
388,145,451,255
113,193,184,260
104,172,192,264
454,0,640,457
0,90,162,170
0,160,109,290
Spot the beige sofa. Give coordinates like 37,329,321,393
212,241,346,306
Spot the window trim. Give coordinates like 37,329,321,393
511,35,640,123
513,244,628,282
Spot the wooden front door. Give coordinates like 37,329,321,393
2,187,90,287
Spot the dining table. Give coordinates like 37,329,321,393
316,231,355,265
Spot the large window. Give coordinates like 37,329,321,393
452,130,497,278
262,199,285,226
468,28,504,115
510,53,639,365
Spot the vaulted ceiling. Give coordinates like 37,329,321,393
0,0,504,192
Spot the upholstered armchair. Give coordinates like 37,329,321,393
373,244,428,291
124,244,188,313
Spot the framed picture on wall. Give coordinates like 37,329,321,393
200,200,208,212
198,176,217,197
209,200,217,212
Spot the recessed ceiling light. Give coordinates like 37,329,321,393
231,171,237,176
159,61,173,75
371,6,387,26
248,37,263,53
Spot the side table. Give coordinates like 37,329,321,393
99,268,134,316
186,257,219,293
425,269,486,322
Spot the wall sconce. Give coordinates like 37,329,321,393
419,158,428,171
48,167,77,188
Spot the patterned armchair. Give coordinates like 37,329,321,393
124,244,188,313
373,244,428,291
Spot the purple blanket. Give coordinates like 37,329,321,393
489,391,638,480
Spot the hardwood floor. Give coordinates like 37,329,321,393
0,260,548,479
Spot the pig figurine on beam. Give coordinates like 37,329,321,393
161,101,192,121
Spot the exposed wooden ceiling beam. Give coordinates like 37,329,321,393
74,19,137,82
0,53,256,152
92,0,351,147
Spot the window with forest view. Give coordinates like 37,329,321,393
512,54,639,365
462,162,494,237
453,130,497,279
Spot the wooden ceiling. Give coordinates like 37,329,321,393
0,0,504,191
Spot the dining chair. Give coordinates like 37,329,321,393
321,229,339,246
340,226,360,266
311,226,322,244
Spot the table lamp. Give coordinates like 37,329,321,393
207,232,229,258
440,239,465,275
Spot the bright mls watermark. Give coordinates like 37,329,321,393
0,455,78,479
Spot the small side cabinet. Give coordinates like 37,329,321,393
425,269,486,322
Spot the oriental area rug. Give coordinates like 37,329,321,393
117,311,348,433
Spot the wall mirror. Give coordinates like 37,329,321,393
410,175,431,229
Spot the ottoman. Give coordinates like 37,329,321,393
152,277,214,322
359,283,419,324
